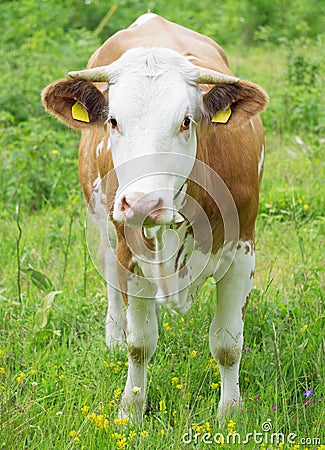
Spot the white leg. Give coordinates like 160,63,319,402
99,224,126,349
105,282,126,349
210,240,255,423
119,279,158,423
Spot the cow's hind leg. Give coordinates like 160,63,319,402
210,240,255,423
119,291,158,423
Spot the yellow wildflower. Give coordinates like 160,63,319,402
176,384,183,390
190,350,197,358
303,204,309,210
103,418,109,431
163,322,171,331
114,388,122,398
58,374,65,381
0,368,5,376
81,405,89,415
300,324,308,333
128,430,136,440
17,372,26,383
30,369,37,376
159,399,167,413
211,382,219,390
227,419,236,434
112,432,123,439
52,149,59,155
171,377,179,385
117,437,127,449
70,430,77,438
192,424,203,433
141,430,149,438
114,417,129,426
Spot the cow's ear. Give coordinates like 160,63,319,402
41,79,107,129
202,80,268,126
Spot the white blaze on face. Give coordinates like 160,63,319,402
106,48,201,225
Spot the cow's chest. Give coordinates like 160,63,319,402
132,222,220,314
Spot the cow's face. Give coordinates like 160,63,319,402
42,47,268,226
106,48,201,225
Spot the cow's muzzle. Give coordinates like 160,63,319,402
115,191,184,226
119,192,165,225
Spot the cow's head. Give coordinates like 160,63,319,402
42,47,267,226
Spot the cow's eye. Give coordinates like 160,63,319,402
180,116,191,132
110,118,118,129
183,117,191,128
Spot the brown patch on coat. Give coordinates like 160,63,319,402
242,294,250,321
115,224,134,307
128,344,149,365
214,346,241,368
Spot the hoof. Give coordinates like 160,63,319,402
218,397,242,427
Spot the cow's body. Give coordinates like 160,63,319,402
42,13,268,423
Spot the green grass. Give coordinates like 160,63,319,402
1,4,324,448
1,128,324,449
0,188,324,449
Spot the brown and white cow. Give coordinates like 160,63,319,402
42,13,268,423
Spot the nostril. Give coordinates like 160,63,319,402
121,196,130,213
120,193,164,222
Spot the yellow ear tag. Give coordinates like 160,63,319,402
211,106,232,124
72,102,90,123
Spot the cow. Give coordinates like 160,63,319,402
42,12,268,424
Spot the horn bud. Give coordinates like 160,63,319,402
68,65,110,82
196,68,239,84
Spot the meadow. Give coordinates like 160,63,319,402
0,1,324,449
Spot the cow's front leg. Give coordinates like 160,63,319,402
99,224,127,349
210,240,255,423
119,294,158,423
